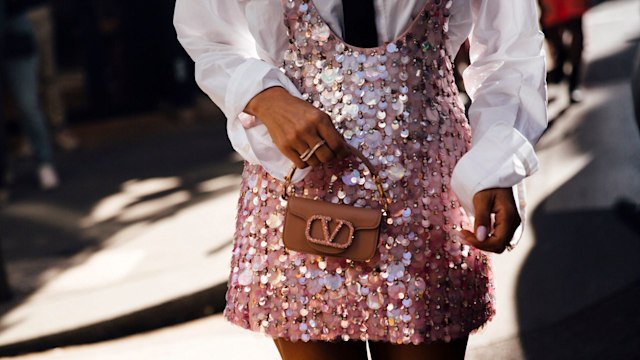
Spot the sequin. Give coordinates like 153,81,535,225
367,291,385,310
388,283,406,299
387,164,406,181
225,0,494,346
284,49,297,61
325,274,344,291
307,279,323,294
363,91,378,106
341,169,361,186
238,268,253,286
266,213,282,228
343,104,359,119
320,68,339,85
387,262,405,282
311,23,330,42
343,129,354,140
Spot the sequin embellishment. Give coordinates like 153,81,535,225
224,0,495,345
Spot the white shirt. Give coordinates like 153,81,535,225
174,0,548,246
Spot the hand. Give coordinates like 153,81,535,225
460,188,520,254
244,86,350,169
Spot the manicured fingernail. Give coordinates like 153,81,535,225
476,226,487,242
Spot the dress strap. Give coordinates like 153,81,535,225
281,0,302,19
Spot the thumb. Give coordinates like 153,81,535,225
472,190,493,242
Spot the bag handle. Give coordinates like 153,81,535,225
282,144,389,213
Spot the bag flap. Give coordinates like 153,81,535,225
287,196,382,230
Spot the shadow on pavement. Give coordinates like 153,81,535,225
519,200,640,359
583,40,638,85
0,115,241,339
517,4,640,358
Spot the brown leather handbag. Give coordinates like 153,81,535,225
281,147,389,262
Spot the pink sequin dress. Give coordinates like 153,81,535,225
224,0,495,344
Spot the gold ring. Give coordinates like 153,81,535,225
298,148,312,161
300,140,327,162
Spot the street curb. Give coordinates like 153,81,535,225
0,283,228,357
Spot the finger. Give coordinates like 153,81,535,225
459,229,495,252
303,134,336,164
316,120,350,159
489,202,520,252
460,229,507,254
472,190,494,242
291,140,316,168
299,146,321,167
298,128,326,166
282,147,309,169
314,142,336,164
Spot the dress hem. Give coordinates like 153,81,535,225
222,307,496,345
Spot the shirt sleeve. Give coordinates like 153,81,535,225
449,0,548,245
173,0,310,182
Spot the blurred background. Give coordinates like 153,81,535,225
0,0,638,359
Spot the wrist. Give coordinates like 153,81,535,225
244,86,289,119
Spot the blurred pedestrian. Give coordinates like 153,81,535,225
2,0,59,190
176,0,547,359
539,0,589,103
27,3,79,151
152,0,199,122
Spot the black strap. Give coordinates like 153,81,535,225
342,0,379,48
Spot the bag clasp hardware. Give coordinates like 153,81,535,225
305,215,354,249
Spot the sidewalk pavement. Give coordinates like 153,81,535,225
1,0,639,359
2,315,282,360
0,105,244,355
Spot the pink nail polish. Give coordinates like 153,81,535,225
476,226,487,242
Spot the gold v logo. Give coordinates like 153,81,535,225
305,215,355,249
